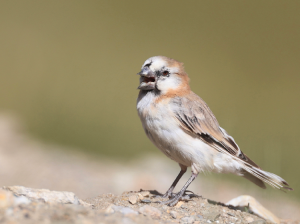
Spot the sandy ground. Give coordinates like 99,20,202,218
0,115,299,220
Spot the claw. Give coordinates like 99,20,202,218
159,192,187,206
154,193,170,199
154,191,177,199
155,172,198,206
154,191,199,206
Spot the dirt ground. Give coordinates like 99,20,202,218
0,187,278,224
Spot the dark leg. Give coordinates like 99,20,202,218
161,172,198,206
160,164,187,198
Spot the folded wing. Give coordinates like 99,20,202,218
171,92,292,191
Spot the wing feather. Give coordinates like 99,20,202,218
171,92,293,191
171,92,258,167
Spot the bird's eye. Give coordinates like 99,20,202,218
144,63,151,67
163,71,170,76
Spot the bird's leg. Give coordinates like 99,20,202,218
158,164,187,198
161,172,198,206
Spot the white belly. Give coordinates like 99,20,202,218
137,91,242,175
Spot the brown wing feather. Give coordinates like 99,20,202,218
172,92,260,169
171,92,294,191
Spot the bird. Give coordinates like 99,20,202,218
136,56,293,206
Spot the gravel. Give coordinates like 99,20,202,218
0,186,281,224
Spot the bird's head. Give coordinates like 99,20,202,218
137,56,190,95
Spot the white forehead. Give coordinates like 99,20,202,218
142,56,166,69
142,56,179,73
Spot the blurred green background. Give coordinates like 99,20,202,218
0,1,299,200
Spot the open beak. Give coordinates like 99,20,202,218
137,67,156,90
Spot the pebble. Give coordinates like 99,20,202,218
117,207,138,215
137,193,144,200
162,205,168,210
105,204,115,214
175,201,185,208
170,211,177,219
140,199,151,203
196,215,203,220
180,216,195,224
227,212,235,217
128,195,138,204
249,220,266,224
108,205,138,215
206,212,220,221
140,191,150,197
139,205,162,219
246,217,254,223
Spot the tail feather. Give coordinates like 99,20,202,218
242,170,266,189
243,165,293,191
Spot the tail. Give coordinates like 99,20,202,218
242,165,293,191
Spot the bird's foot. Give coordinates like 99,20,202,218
155,190,199,206
160,192,188,206
154,191,174,199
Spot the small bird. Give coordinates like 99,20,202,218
136,56,293,206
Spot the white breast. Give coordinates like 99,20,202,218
137,91,242,175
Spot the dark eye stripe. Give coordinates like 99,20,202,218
144,61,152,67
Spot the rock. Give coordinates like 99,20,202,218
137,193,144,200
180,216,195,224
105,204,115,214
106,204,138,216
246,217,254,223
162,205,168,210
195,215,203,220
249,220,266,224
113,205,138,215
206,212,220,221
128,195,138,204
227,195,280,224
3,186,80,205
175,201,185,208
14,195,31,205
140,199,151,203
0,189,31,209
0,189,14,208
78,199,93,208
140,191,150,197
170,211,177,219
139,205,162,219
